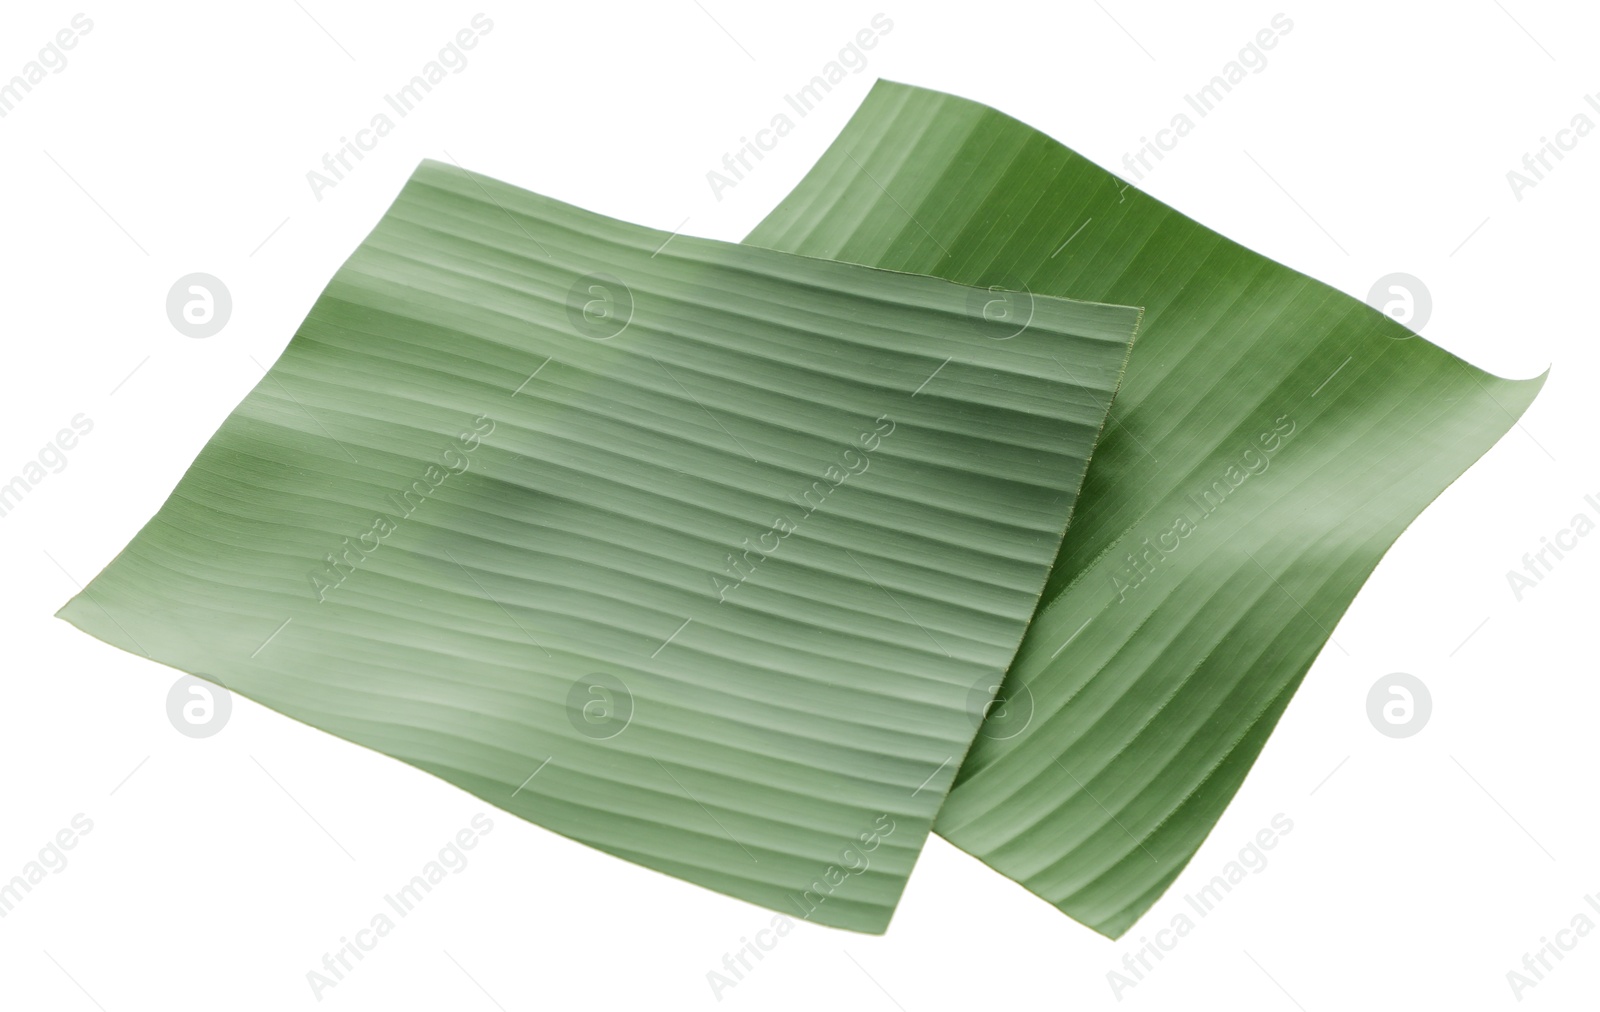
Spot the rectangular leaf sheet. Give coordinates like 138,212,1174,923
59,159,1139,932
747,80,1544,937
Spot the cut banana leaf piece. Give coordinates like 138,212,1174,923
748,81,1545,938
58,159,1140,932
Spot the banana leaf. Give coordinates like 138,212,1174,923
57,159,1140,933
746,80,1544,937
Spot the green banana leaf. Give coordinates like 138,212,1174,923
746,80,1545,937
58,159,1140,933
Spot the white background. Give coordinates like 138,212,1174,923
1,1,1595,1008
